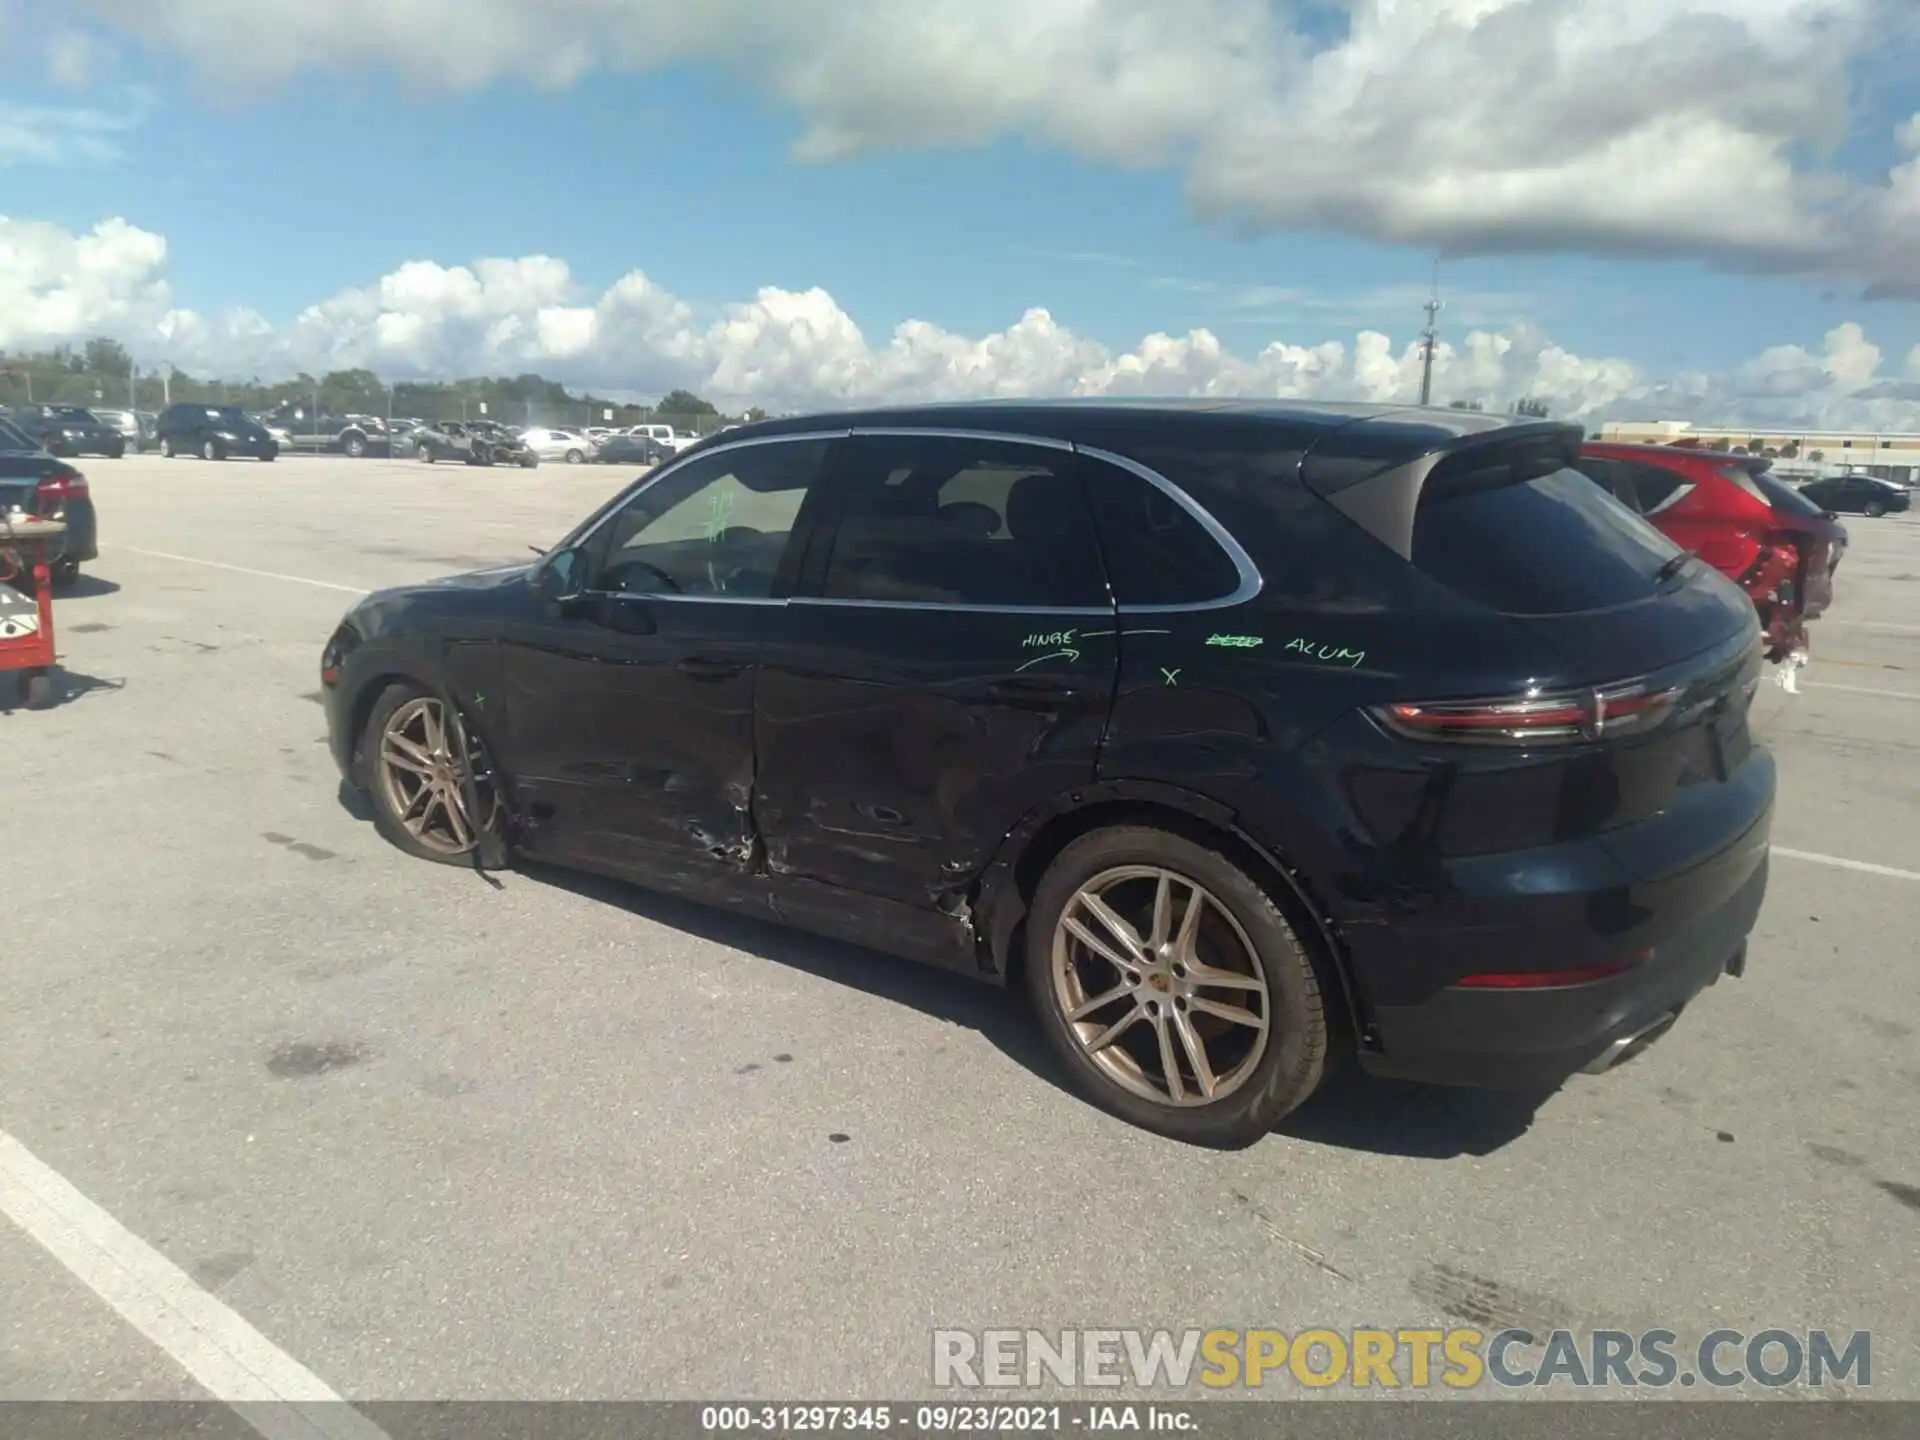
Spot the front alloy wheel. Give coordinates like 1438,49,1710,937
1026,826,1330,1146
361,687,500,863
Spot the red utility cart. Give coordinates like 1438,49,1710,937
0,515,64,710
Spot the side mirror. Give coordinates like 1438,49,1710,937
535,546,587,605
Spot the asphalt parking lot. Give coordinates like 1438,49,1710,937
3,453,1917,1411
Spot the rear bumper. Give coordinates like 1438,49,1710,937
1349,791,1772,1091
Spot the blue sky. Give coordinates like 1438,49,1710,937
5,1,1919,422
10,63,1913,374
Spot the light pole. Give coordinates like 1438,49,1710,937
1417,257,1442,407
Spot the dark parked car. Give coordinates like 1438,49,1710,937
412,420,538,467
1578,443,1848,661
92,408,154,452
1798,473,1911,518
322,402,1773,1145
0,416,99,587
267,407,390,457
4,405,126,459
154,403,280,461
591,432,672,467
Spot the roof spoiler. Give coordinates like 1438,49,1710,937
1301,418,1583,560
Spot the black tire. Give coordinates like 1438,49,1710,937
422,447,437,463
109,444,125,459
201,438,224,461
18,670,55,709
565,449,584,464
50,557,80,589
1023,825,1330,1147
521,455,539,468
353,681,499,867
158,436,176,458
343,434,367,459
1864,501,1887,518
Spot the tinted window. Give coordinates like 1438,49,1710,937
817,435,1106,608
1573,457,1641,512
1752,473,1826,517
1081,459,1241,606
592,439,829,599
1411,467,1683,616
1627,461,1688,513
0,417,33,450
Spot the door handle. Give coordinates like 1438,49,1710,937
677,656,744,681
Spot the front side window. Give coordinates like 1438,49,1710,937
816,435,1107,608
591,439,830,599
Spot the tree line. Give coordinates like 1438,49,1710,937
0,339,763,432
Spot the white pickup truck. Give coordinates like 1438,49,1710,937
631,423,702,453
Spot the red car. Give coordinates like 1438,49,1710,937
1578,443,1847,661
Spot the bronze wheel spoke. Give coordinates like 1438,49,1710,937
1050,863,1272,1109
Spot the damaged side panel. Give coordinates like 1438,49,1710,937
494,593,768,881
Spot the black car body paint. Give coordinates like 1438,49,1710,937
323,401,1774,1090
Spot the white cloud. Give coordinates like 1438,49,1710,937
0,98,140,165
5,214,1920,433
54,0,1920,294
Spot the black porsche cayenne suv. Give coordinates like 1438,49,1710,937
322,401,1773,1145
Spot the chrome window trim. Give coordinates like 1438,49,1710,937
1072,443,1264,613
552,423,1263,616
792,597,1113,616
555,429,851,599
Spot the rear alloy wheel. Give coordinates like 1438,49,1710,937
343,434,367,459
564,449,584,464
159,437,175,458
1025,826,1330,1146
202,438,224,461
356,684,501,865
1864,501,1887,518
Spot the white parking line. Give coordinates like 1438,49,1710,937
0,1131,388,1440
103,545,365,596
1773,847,1920,883
1804,681,1920,702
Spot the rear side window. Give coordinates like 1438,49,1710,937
1411,467,1683,616
1624,462,1687,513
817,435,1107,608
1752,473,1825,517
1081,459,1242,606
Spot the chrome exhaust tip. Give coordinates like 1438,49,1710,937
1582,1010,1681,1075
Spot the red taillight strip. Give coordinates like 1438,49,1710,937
1377,682,1682,746
1455,957,1642,989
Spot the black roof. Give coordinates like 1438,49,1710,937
714,398,1558,461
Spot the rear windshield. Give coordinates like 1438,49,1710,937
0,418,34,450
1411,467,1684,616
1752,473,1826,517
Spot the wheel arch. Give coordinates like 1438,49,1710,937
972,780,1366,1047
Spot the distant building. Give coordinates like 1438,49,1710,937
1598,421,1920,485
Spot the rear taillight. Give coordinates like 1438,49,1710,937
35,470,88,513
1373,680,1680,747
1455,954,1648,989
